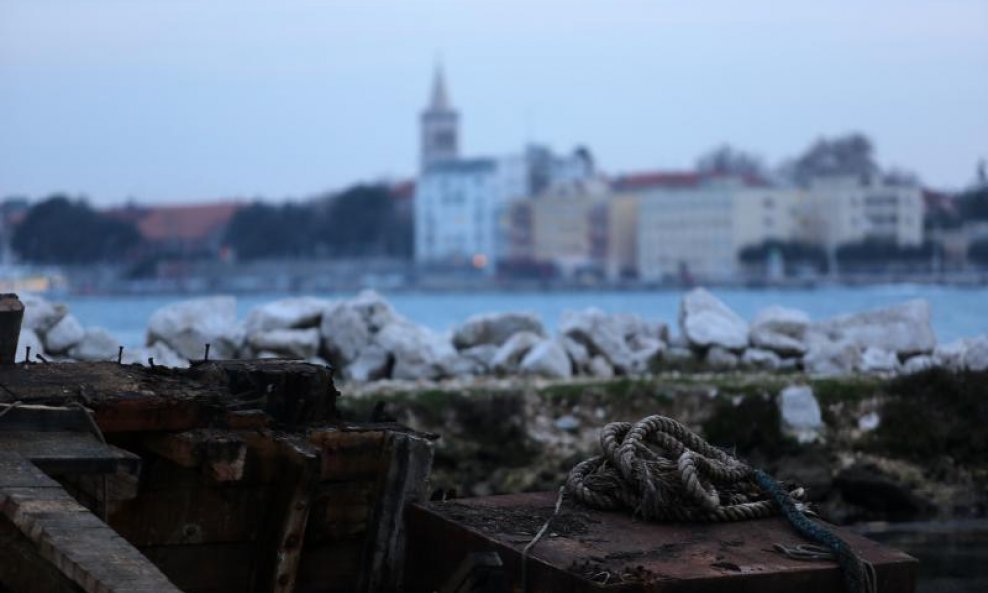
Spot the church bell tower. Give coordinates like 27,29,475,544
420,63,459,169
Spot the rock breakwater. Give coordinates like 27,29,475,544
15,288,988,379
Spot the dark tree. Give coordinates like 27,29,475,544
835,238,937,266
12,195,141,264
737,239,828,274
223,202,315,260
316,184,412,257
223,184,412,261
786,133,879,185
969,238,988,266
958,186,988,222
696,145,764,178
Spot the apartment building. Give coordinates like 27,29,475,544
804,175,924,248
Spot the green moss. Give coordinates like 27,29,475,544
869,369,988,465
811,375,883,407
701,392,794,457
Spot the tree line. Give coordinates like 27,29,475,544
7,184,412,265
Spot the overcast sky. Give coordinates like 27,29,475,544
2,0,986,205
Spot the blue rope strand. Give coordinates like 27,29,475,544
754,469,874,593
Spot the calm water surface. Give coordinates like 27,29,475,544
62,285,988,348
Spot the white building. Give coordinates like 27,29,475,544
415,157,528,271
635,177,806,282
413,66,590,272
804,175,924,249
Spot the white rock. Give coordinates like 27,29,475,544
629,337,664,374
752,305,811,337
345,343,391,382
811,299,935,357
348,290,399,332
44,314,85,354
559,335,590,374
933,339,970,371
374,321,453,381
741,348,782,370
520,339,573,379
459,344,500,373
491,331,542,373
320,302,372,366
705,346,739,370
858,411,881,432
858,347,900,374
750,306,810,356
779,385,823,444
588,355,614,378
802,338,861,376
664,346,695,364
247,328,321,359
17,328,45,361
437,352,485,377
452,312,545,349
963,335,988,372
560,308,636,373
678,288,748,350
147,296,243,360
244,297,333,333
68,327,119,361
555,415,580,432
901,354,935,374
21,295,67,335
613,313,666,344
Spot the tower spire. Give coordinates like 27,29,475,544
429,62,451,112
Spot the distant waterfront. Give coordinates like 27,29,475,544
59,284,988,349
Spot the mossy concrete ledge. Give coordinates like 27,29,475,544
340,369,988,525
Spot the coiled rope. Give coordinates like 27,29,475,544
561,415,876,593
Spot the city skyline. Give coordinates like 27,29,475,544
2,0,987,205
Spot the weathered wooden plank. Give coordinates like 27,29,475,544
405,491,920,593
0,515,83,593
110,480,269,546
0,403,94,433
309,429,387,481
0,431,141,477
251,435,320,593
141,543,254,593
0,293,24,366
305,481,377,543
359,431,434,593
295,539,365,593
0,452,183,593
143,430,247,482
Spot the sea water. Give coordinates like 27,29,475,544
61,284,988,349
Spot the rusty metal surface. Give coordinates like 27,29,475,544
405,491,918,593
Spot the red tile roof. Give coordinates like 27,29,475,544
105,202,242,243
611,170,770,191
611,171,704,191
390,180,416,200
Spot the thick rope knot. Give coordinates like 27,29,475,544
567,415,789,522
564,415,875,593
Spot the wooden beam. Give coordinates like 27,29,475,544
143,430,248,482
359,431,434,593
0,431,141,477
0,452,183,593
0,293,24,366
250,435,320,593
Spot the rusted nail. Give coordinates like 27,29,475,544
117,346,124,364
35,353,49,364
148,357,155,369
24,346,31,364
204,343,211,361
